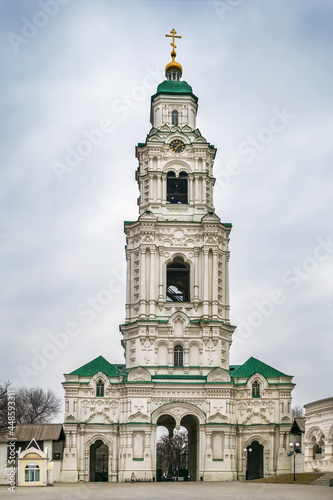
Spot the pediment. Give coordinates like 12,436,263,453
201,212,221,223
159,124,170,132
138,211,157,222
128,411,149,423
149,135,163,142
86,412,113,424
127,366,151,382
208,412,229,423
65,415,76,423
207,366,231,383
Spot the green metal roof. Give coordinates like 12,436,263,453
152,80,198,103
231,357,290,379
69,356,125,377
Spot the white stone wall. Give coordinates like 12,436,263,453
304,397,333,472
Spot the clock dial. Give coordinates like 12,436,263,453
170,140,185,153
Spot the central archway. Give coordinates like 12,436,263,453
153,402,205,482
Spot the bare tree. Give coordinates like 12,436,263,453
15,387,61,424
157,430,188,477
291,405,305,419
0,383,62,433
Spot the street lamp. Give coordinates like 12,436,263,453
288,442,300,481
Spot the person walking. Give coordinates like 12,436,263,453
131,472,136,483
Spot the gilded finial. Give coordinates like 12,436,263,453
165,29,183,78
165,28,182,61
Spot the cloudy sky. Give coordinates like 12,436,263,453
1,0,332,416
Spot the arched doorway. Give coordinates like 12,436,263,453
89,440,108,482
246,440,263,480
156,413,198,482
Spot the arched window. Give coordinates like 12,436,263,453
172,110,178,125
252,380,260,397
174,345,183,367
25,463,40,482
167,258,190,302
167,171,188,204
96,380,104,397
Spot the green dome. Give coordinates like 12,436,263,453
152,80,198,103
157,80,193,93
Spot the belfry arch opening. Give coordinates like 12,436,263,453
167,171,188,204
89,440,108,482
156,413,198,482
166,257,190,302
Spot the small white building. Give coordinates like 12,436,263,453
0,424,65,486
304,397,333,472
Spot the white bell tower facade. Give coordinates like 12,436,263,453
62,31,295,484
120,37,235,375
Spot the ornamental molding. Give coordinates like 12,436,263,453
237,400,274,425
151,401,206,426
84,434,113,454
242,434,269,449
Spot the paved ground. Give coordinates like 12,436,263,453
0,482,331,500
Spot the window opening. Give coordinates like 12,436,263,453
96,380,104,397
172,110,178,125
252,380,260,397
166,258,190,302
174,345,183,367
167,171,188,204
25,463,40,482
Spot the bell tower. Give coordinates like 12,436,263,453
120,30,235,375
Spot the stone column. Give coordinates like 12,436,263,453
125,249,131,322
212,249,218,318
203,249,209,318
149,174,154,202
149,247,155,318
193,248,199,304
195,176,199,203
206,431,212,459
157,174,161,202
64,430,70,449
162,176,166,203
168,347,173,369
184,347,189,368
139,247,146,317
79,428,85,481
202,175,206,204
225,254,230,322
189,176,193,205
158,248,164,303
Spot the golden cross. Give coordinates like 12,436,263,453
165,29,182,59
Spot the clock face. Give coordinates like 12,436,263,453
170,139,185,153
